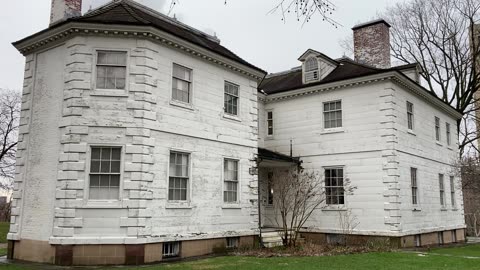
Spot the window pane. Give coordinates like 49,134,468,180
90,160,100,173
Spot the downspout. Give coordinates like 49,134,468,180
256,156,264,248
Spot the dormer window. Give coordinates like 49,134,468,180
304,57,319,83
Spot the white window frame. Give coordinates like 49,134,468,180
171,63,193,104
323,100,343,130
411,167,419,205
407,101,414,130
162,242,180,258
435,117,441,142
450,176,456,208
267,110,274,136
85,145,124,204
304,57,319,83
439,174,446,207
446,122,451,146
223,158,240,204
324,167,345,205
168,151,191,202
93,49,129,93
224,81,240,116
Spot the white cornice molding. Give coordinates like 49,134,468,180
263,71,462,120
13,23,266,81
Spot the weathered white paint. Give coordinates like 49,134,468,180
258,78,465,236
10,34,260,244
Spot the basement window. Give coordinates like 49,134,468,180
438,232,444,245
226,237,239,249
414,235,421,247
162,242,180,258
452,230,457,243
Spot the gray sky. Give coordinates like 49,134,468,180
0,0,399,90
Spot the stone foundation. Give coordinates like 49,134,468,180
301,228,466,248
8,235,257,266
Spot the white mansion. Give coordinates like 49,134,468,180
8,0,465,265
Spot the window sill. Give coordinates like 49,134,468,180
452,208,459,211
407,129,416,136
265,135,274,141
169,100,195,111
83,201,123,209
436,141,443,146
91,90,129,97
447,146,454,150
223,114,242,122
322,206,347,211
320,128,345,135
412,207,422,212
222,204,242,209
440,207,448,211
165,203,192,209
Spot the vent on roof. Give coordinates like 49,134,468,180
305,70,319,82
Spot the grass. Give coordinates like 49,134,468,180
0,222,8,244
0,245,478,270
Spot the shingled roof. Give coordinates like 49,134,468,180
14,0,266,75
259,58,417,95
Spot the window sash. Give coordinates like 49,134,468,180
323,101,342,129
450,176,455,207
435,117,441,141
168,177,188,201
267,111,274,136
168,152,189,201
172,64,192,103
224,82,239,115
407,102,414,130
96,51,127,90
325,168,345,205
162,242,180,257
439,174,445,206
89,147,122,200
411,168,418,205
446,123,451,145
224,159,239,203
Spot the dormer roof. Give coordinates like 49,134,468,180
298,49,338,66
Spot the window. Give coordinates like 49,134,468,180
414,235,421,247
438,232,444,245
439,174,445,207
172,64,192,103
452,230,457,243
89,147,122,200
325,168,344,205
267,172,274,205
446,123,451,146
323,101,342,129
162,242,180,258
96,51,127,90
226,237,239,248
435,117,441,141
411,168,418,205
169,152,189,201
304,57,319,82
224,82,239,116
407,101,414,130
450,176,456,207
224,159,239,203
267,111,274,136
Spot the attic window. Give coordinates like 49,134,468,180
304,57,319,83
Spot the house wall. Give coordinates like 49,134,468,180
258,82,392,235
393,84,465,234
9,35,260,248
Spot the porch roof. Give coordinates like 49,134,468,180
258,148,300,165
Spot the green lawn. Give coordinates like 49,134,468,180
0,222,8,243
0,245,478,270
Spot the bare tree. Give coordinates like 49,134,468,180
268,167,355,247
338,209,359,246
384,0,480,155
0,90,21,189
168,0,340,26
455,156,480,236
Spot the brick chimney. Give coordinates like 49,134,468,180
352,19,391,69
50,0,82,26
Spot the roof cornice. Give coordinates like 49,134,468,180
263,71,462,119
12,22,266,81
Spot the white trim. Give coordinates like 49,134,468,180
223,80,241,118
83,144,125,208
170,62,195,107
166,148,193,206
222,157,241,206
266,109,274,137
92,48,130,93
322,99,343,131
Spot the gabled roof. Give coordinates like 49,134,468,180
298,49,338,66
13,0,266,75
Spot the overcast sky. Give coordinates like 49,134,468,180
0,0,400,90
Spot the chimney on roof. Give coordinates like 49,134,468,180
352,19,391,69
50,0,82,26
